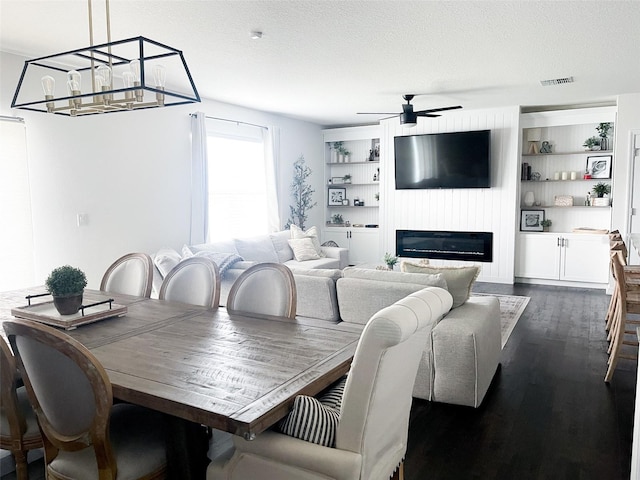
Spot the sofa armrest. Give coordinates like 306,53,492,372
320,246,349,269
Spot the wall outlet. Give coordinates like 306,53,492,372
76,213,89,227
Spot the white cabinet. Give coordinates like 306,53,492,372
322,228,380,265
516,233,609,284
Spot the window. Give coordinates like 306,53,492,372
206,126,268,240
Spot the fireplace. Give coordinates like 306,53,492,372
396,230,493,263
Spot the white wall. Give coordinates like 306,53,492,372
1,51,323,289
379,107,520,284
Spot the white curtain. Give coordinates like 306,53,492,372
190,112,208,244
263,126,281,232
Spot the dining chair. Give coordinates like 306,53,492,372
3,319,169,480
605,250,640,382
159,257,221,308
0,336,43,480
207,286,452,480
100,252,154,298
226,263,297,319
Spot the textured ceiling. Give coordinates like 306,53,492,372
1,0,639,127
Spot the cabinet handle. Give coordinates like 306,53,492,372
563,238,567,248
557,237,561,247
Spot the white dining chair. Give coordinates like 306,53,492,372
226,263,296,319
207,286,452,480
100,252,154,298
4,319,169,480
159,257,221,308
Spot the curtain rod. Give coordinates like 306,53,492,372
190,113,267,130
0,115,25,123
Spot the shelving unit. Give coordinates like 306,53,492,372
322,126,381,264
516,108,616,288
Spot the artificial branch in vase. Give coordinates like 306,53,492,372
285,155,317,230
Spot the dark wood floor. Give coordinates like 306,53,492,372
2,283,635,480
405,282,636,480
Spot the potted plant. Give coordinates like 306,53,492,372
540,219,552,232
45,265,87,315
592,182,611,198
383,252,398,270
583,136,601,151
342,174,352,184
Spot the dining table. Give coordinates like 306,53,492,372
0,286,363,478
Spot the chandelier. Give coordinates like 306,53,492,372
11,0,200,116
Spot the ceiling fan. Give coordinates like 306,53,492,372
357,94,462,125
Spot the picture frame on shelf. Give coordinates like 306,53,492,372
328,187,346,206
330,177,344,184
586,155,612,179
520,209,545,232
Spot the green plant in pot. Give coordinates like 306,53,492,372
592,182,611,198
540,219,552,232
45,265,87,315
583,136,601,150
383,252,398,270
342,174,352,184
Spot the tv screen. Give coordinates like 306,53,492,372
394,130,491,189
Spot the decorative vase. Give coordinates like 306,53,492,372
600,137,608,151
52,292,83,315
524,191,535,207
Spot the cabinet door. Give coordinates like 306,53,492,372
560,234,609,283
516,234,561,280
321,229,349,249
348,230,380,265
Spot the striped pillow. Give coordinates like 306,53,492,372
278,376,347,447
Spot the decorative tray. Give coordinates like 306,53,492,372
12,295,127,330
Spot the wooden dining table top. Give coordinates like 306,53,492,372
0,287,362,440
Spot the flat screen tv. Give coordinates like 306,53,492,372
394,129,491,189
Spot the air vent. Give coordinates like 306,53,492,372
540,76,574,86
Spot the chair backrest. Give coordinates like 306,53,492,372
226,263,297,319
336,286,453,480
159,257,221,308
100,252,153,297
3,319,116,475
0,336,27,443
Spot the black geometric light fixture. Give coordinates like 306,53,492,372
11,0,200,116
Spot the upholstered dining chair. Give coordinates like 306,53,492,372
100,252,153,298
0,336,43,480
207,286,454,480
226,263,297,319
159,257,221,308
3,319,169,480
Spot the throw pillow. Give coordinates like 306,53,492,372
278,375,347,447
290,225,325,257
234,235,280,263
153,248,182,278
288,238,321,261
270,231,295,263
400,262,480,308
278,396,339,447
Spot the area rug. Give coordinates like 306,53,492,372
472,293,530,348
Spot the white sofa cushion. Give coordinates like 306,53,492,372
185,239,239,256
290,225,324,257
288,238,321,261
153,248,182,277
234,235,279,263
270,230,295,263
400,262,480,308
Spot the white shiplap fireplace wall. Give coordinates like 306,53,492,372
379,106,520,284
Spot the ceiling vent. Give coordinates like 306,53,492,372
540,76,574,86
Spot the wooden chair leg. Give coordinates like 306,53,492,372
606,308,626,383
391,461,404,480
12,450,29,480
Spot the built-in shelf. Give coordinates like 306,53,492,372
523,150,613,157
327,182,379,187
327,205,378,209
326,160,380,165
520,205,611,209
522,179,612,183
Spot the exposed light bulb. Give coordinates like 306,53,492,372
153,65,166,87
129,60,140,81
93,75,104,103
41,76,55,96
96,65,112,87
122,71,135,108
67,70,82,91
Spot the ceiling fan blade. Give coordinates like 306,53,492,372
356,112,400,115
415,113,441,118
414,105,463,115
